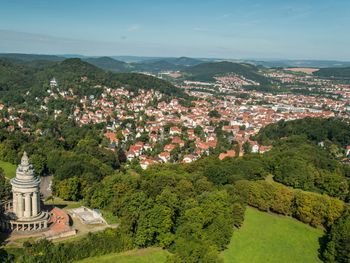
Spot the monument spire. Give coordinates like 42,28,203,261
21,151,29,166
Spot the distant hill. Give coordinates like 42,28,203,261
313,67,350,79
83,57,132,72
0,58,187,103
142,56,204,67
39,58,105,82
132,60,184,72
251,59,350,68
0,59,37,93
184,61,269,83
0,53,64,62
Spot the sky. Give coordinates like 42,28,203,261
1,0,350,60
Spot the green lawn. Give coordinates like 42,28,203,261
101,209,120,225
44,197,82,209
222,207,323,263
0,160,16,179
75,248,170,263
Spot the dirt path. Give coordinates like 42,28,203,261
40,175,53,198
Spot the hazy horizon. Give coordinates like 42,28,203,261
1,0,350,60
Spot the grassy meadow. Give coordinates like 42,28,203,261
221,207,324,263
0,160,16,179
75,247,170,263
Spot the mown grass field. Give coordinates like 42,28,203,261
0,160,16,179
222,207,324,263
75,247,170,263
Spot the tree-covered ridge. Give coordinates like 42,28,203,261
0,53,204,75
184,61,270,84
0,58,186,105
83,57,131,72
252,118,350,200
104,72,185,98
0,53,64,62
255,117,350,148
314,67,350,79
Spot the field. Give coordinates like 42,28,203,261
222,207,323,263
76,247,170,263
285,67,319,74
0,160,16,179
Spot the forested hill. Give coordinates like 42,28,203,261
183,61,270,84
83,57,131,72
254,117,350,147
142,56,204,66
0,58,185,103
314,67,350,78
38,58,106,82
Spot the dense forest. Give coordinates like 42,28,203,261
255,117,350,147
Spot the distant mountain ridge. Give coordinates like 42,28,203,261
0,53,65,62
184,61,269,84
141,56,205,66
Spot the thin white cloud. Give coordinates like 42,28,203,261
126,24,140,32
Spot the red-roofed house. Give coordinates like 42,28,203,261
104,132,119,144
140,159,156,170
164,144,176,152
172,136,185,147
219,150,236,160
158,152,170,163
170,126,181,135
183,154,197,163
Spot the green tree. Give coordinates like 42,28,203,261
323,209,350,263
242,141,252,154
56,177,81,201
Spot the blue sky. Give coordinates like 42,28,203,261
1,0,350,60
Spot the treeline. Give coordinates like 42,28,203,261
314,67,350,79
185,136,350,201
264,137,349,200
16,228,133,263
0,168,11,201
233,179,344,227
322,208,350,263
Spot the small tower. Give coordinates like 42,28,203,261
50,78,58,88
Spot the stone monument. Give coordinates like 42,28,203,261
0,152,50,232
